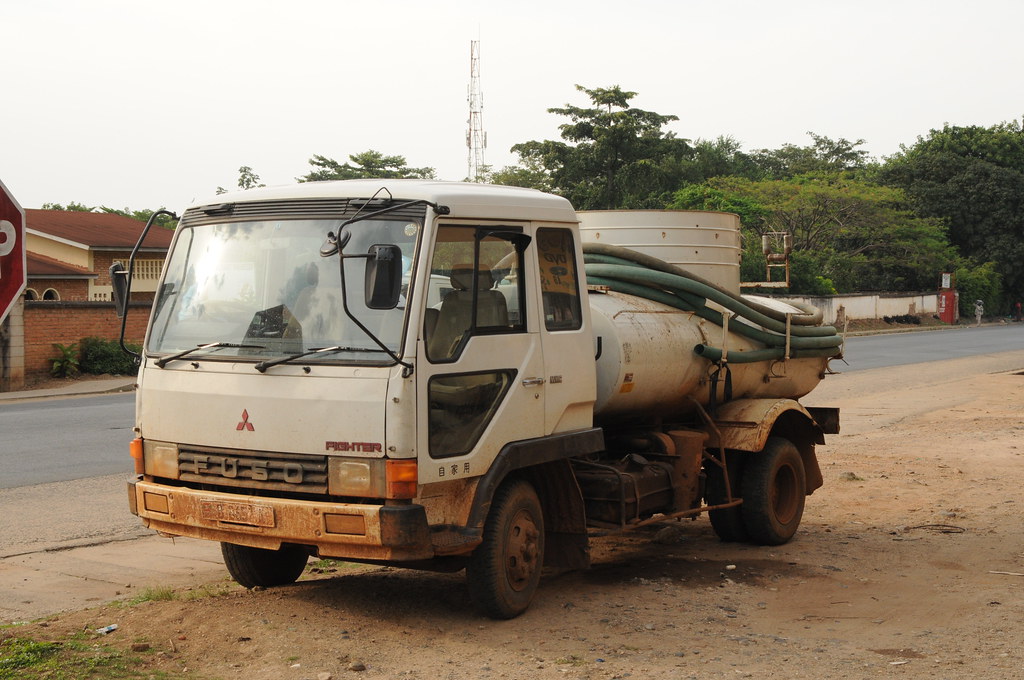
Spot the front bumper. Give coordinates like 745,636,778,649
129,479,433,561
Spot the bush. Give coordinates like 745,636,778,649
50,342,80,378
78,337,140,376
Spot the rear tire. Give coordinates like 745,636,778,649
466,479,545,619
740,437,806,545
221,542,309,588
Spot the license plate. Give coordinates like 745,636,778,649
200,499,275,527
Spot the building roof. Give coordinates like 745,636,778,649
26,209,174,250
26,252,97,279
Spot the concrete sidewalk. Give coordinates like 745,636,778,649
0,535,228,623
0,375,230,623
0,376,137,402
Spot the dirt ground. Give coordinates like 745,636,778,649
15,350,1024,680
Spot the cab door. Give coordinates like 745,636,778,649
415,224,545,485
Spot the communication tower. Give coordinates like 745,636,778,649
466,40,487,181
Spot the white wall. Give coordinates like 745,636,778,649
784,293,938,326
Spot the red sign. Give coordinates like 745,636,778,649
0,179,27,324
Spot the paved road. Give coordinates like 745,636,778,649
0,392,135,489
840,323,1024,371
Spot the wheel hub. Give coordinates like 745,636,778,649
505,509,540,590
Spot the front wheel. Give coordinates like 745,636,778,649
221,542,309,588
740,437,806,545
466,479,545,619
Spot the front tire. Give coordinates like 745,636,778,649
221,542,309,588
740,437,806,545
466,479,545,619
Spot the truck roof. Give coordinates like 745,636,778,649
190,180,578,224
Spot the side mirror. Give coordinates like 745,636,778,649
364,245,403,310
110,262,129,318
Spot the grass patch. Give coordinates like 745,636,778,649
0,637,61,678
128,586,179,605
181,584,232,601
0,631,188,679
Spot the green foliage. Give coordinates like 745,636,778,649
0,631,164,679
955,261,1002,317
218,165,266,194
669,183,769,225
474,160,553,191
510,84,694,209
0,637,60,678
79,337,140,376
750,132,873,179
672,174,955,294
50,343,80,378
40,201,93,212
687,135,765,182
129,586,178,604
880,120,1024,302
298,150,435,182
789,251,838,295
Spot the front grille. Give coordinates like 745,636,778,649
178,446,328,494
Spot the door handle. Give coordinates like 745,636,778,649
521,377,546,387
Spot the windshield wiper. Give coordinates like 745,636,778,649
154,342,266,368
253,345,383,373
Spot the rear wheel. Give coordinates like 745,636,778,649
466,479,545,619
221,542,309,588
740,437,806,545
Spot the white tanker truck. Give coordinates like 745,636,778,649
113,180,840,618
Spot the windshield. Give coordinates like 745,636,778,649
148,218,419,364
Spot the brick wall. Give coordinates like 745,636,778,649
27,278,90,302
23,301,150,376
92,252,122,287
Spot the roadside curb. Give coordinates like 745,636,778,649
0,378,136,403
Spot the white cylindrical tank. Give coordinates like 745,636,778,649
590,291,829,423
578,210,743,294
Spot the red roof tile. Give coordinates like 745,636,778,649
27,252,96,278
26,209,174,249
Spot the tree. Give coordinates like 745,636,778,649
509,85,693,209
671,173,955,293
41,201,93,212
880,121,1024,304
474,160,553,192
298,150,435,182
750,132,872,179
687,136,765,182
217,165,266,194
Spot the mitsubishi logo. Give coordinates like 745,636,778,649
236,409,255,431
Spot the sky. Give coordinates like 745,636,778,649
3,0,1023,213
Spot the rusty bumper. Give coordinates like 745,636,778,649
128,479,433,561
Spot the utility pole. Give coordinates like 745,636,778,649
466,40,486,182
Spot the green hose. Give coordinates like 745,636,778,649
694,344,842,363
583,244,843,362
583,242,825,326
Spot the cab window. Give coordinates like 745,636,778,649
537,228,582,331
423,226,526,362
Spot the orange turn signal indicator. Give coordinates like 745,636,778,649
385,459,418,499
130,438,144,474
